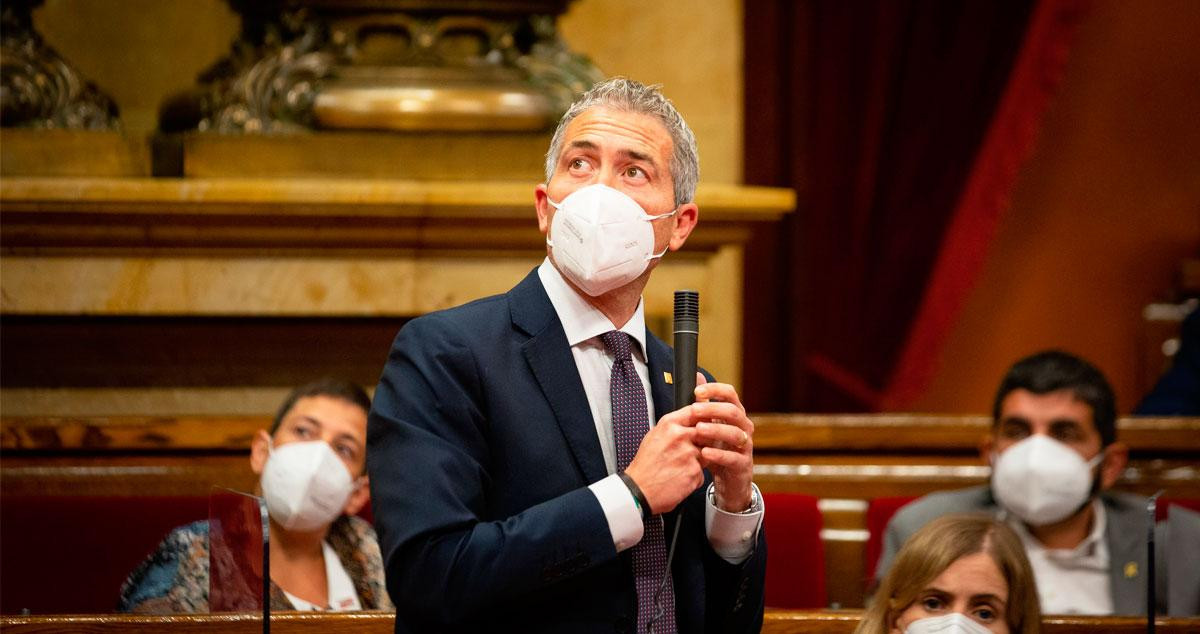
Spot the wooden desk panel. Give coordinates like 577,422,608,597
753,414,1200,453
1,611,1196,633
7,414,1198,453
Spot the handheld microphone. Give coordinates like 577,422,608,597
648,290,699,633
673,290,699,409
1147,490,1162,632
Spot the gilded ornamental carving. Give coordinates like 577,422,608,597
0,0,119,130
162,0,604,134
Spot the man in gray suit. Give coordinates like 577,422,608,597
876,350,1200,616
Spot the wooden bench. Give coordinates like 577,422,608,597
3,414,1197,612
1,610,1197,633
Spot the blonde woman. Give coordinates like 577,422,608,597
858,513,1041,634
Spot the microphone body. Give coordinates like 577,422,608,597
673,290,699,409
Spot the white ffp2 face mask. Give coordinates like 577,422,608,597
991,434,1103,526
904,613,994,634
545,183,676,297
261,440,358,532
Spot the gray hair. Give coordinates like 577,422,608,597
544,77,699,205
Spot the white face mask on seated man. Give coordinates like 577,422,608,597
989,434,1104,526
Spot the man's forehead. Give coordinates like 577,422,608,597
999,388,1096,428
283,395,367,437
562,106,673,157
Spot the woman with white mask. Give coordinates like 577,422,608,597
857,514,1042,634
119,378,392,613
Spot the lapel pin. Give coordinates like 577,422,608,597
1124,562,1138,578
663,372,673,385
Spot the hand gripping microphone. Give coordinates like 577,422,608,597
673,290,699,409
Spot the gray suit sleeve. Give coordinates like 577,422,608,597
1165,505,1200,616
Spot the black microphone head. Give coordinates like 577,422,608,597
673,290,699,331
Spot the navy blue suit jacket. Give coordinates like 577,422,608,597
367,269,767,633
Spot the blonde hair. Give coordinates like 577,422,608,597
856,513,1041,634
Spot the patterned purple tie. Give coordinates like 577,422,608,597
601,330,676,634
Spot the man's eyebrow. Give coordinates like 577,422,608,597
618,148,659,169
294,415,323,429
566,139,598,152
563,141,659,170
334,432,364,449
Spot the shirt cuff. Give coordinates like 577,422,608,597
705,482,764,564
588,473,645,553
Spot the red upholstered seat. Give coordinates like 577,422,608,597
762,492,826,608
0,495,210,615
864,496,917,585
0,493,378,615
1156,497,1200,521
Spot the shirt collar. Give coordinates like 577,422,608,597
537,258,647,361
1009,498,1109,569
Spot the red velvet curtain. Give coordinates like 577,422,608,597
742,0,1085,412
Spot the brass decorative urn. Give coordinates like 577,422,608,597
162,0,604,134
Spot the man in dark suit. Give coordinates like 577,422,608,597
876,350,1200,616
367,78,767,633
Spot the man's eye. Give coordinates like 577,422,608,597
295,426,313,438
569,158,588,170
625,166,645,178
1002,426,1029,439
1054,429,1081,441
337,444,357,460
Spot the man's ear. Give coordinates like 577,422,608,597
535,184,552,235
249,429,272,476
342,475,371,517
1099,441,1128,490
668,202,698,251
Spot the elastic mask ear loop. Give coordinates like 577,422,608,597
646,207,677,222
644,207,678,261
544,196,561,249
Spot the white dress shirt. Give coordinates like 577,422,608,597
537,259,763,564
1010,499,1113,615
280,540,363,611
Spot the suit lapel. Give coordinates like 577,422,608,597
511,270,608,485
1105,497,1149,614
644,330,676,418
